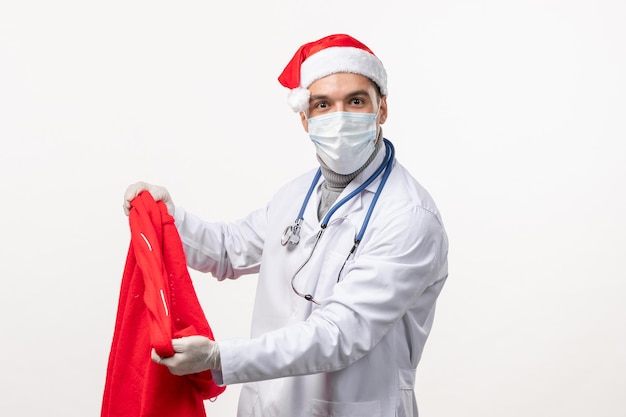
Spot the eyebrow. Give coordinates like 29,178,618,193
346,89,370,98
309,90,371,102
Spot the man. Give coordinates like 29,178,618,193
123,33,448,417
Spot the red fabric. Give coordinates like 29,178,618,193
101,191,226,417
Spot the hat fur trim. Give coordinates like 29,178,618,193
300,46,387,95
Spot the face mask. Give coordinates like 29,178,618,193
307,111,378,175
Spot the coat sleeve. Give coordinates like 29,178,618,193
173,206,267,280
217,203,448,384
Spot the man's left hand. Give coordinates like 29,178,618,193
152,336,221,375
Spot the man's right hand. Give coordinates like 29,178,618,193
123,181,175,216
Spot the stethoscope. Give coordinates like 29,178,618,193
281,138,395,304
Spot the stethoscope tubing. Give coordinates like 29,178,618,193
287,139,396,304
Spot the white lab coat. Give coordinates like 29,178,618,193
173,144,448,417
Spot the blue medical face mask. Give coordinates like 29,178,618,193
307,111,378,175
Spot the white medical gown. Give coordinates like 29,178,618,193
173,145,448,417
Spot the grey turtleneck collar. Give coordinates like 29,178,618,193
317,132,384,220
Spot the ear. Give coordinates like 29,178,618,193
300,111,309,133
378,96,388,125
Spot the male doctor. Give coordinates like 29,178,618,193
123,33,449,417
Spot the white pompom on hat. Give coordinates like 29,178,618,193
278,34,388,112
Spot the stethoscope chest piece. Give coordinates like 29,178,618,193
280,225,292,246
281,219,303,246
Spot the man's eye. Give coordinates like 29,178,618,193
352,98,363,105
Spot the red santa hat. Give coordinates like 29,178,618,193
278,34,388,112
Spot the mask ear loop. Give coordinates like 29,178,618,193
373,97,384,141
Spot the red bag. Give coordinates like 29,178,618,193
101,191,225,417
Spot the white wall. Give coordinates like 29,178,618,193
1,1,624,416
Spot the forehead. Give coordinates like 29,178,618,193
308,72,378,96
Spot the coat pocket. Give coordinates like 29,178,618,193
311,399,381,417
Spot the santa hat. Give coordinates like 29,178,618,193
278,34,388,112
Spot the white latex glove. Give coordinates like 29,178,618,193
151,336,221,375
123,181,175,216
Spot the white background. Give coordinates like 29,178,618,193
1,1,624,416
